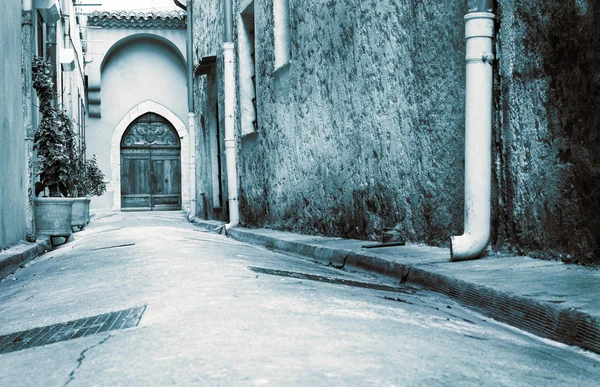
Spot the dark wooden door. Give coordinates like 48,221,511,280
150,148,181,210
121,113,181,211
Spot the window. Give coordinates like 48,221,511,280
36,11,45,57
273,0,291,70
238,1,258,136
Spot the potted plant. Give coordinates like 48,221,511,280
55,104,107,231
63,111,89,232
73,155,107,228
32,57,75,242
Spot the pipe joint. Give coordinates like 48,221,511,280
466,53,495,64
464,12,495,39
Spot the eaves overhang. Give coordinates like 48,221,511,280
87,10,187,29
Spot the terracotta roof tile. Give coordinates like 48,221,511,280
87,10,186,29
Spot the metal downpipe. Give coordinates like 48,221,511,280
450,4,495,262
223,0,239,230
186,4,197,220
173,0,197,220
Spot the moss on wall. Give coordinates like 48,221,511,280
238,0,466,245
496,0,600,264
192,0,600,264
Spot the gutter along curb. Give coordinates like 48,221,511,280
0,239,50,280
192,219,600,355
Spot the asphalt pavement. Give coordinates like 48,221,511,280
0,211,598,386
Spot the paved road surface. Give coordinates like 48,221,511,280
0,212,598,386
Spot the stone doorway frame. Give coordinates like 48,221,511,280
110,100,190,211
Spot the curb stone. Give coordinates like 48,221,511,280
191,219,600,355
0,238,50,280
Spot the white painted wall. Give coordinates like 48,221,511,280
86,38,188,209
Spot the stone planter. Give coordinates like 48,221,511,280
71,197,89,232
34,197,74,240
84,197,91,224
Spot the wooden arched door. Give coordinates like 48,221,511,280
120,113,181,211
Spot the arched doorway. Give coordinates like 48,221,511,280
120,113,181,211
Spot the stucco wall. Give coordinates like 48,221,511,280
192,0,229,220
192,0,600,264
87,37,188,209
0,2,27,249
494,0,600,264
236,0,467,244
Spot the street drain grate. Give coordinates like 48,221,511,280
0,306,146,355
248,266,415,293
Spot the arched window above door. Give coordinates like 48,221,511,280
121,113,180,147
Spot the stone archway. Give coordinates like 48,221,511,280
110,100,189,211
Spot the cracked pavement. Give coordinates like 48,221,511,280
0,211,598,386
63,335,112,387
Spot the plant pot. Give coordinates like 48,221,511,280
84,197,91,224
71,197,88,232
34,197,74,238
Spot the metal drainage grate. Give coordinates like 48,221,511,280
0,306,146,355
248,266,416,293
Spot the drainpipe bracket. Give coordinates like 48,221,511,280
466,53,495,64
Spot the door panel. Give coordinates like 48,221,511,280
121,149,152,211
120,113,182,211
151,150,181,211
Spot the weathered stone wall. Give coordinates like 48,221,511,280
494,0,600,264
0,1,27,249
191,0,600,264
192,0,229,220
238,0,467,244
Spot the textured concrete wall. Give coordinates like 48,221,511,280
238,0,466,244
0,1,27,249
192,0,600,264
87,38,188,209
192,0,229,220
494,0,600,264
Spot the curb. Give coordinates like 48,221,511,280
0,238,50,280
192,220,600,355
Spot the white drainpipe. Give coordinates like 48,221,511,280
173,0,197,220
450,11,495,262
188,113,196,219
187,6,197,220
223,41,239,230
222,0,239,230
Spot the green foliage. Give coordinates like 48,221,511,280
32,57,73,197
79,156,107,197
32,57,107,198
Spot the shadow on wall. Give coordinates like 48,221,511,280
496,0,600,264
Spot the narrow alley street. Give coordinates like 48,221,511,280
0,212,598,386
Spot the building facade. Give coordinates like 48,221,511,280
189,0,600,264
85,10,190,211
1,0,88,250
1,0,27,250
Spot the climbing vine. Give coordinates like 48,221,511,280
32,56,74,197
